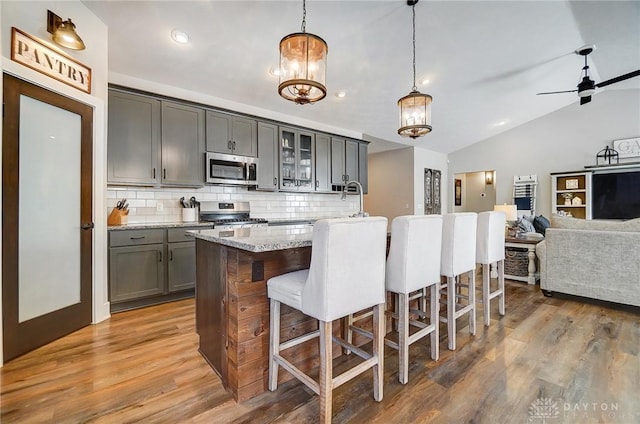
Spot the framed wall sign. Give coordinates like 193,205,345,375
454,179,462,206
11,27,92,94
612,137,640,159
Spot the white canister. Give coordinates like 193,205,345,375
182,208,197,222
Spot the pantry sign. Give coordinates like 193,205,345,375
11,27,91,94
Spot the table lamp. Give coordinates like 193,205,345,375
494,204,517,236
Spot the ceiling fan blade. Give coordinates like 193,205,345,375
536,89,578,95
596,70,640,88
580,96,592,105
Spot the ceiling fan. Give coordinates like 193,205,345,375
537,45,640,105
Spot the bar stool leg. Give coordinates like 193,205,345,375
498,259,505,316
430,283,440,361
398,293,409,384
319,320,333,424
447,276,456,350
268,299,280,391
482,263,491,326
469,270,476,336
373,303,384,401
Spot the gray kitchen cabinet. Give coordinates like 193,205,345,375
330,137,345,185
161,101,205,187
345,139,359,184
109,227,204,311
315,133,332,192
107,90,161,186
109,229,165,304
331,137,359,185
279,127,315,192
167,241,195,292
256,122,279,191
358,142,369,194
206,110,258,157
107,89,204,187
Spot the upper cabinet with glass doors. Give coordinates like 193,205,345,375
279,127,315,192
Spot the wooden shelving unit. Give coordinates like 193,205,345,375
551,171,592,219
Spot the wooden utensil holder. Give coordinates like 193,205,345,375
108,208,129,226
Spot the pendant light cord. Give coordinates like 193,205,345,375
412,3,417,91
301,0,307,33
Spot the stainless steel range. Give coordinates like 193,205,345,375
199,201,268,229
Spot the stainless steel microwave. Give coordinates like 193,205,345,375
205,152,258,186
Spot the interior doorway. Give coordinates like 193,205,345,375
2,73,94,361
453,170,496,213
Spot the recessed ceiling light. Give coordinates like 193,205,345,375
335,90,346,98
171,30,189,44
269,67,281,77
420,78,430,85
495,120,506,127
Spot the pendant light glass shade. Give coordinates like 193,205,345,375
278,0,328,105
398,90,432,138
398,1,432,138
278,32,328,104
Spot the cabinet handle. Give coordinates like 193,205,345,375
158,251,162,262
233,141,237,150
153,168,156,179
315,180,319,188
163,169,167,179
228,140,232,150
273,177,277,186
130,236,146,240
169,249,173,261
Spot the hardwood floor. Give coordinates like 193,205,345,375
1,281,638,423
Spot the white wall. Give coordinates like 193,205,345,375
365,147,414,226
1,0,110,365
448,89,640,217
365,145,448,228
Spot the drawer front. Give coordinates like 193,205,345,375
110,229,165,247
167,227,206,243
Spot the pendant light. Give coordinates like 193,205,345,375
278,0,328,105
398,0,432,138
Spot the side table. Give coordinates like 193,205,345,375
504,234,544,285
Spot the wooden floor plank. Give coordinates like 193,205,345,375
1,281,638,423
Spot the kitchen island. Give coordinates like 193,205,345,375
192,225,331,402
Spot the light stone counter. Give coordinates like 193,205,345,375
189,224,313,252
108,221,214,231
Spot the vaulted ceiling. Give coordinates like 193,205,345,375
84,1,640,154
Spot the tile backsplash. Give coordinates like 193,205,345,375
107,185,360,224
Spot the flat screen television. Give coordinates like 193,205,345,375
592,171,640,220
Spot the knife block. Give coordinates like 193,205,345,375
108,208,128,226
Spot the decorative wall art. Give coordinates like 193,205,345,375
424,168,442,214
454,178,462,206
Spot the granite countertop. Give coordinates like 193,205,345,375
108,221,215,231
189,224,313,252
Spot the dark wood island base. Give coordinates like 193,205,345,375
197,238,340,401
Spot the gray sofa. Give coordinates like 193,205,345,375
536,215,640,307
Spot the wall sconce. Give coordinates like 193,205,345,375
47,10,86,50
485,171,494,185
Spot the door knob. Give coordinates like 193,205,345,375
81,222,94,230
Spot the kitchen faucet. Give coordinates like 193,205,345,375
341,180,368,217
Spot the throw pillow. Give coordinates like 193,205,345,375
517,217,536,233
533,215,550,235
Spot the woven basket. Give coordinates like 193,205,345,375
504,247,529,277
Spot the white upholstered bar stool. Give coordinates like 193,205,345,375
385,215,443,384
476,211,506,326
440,212,478,351
267,217,388,424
